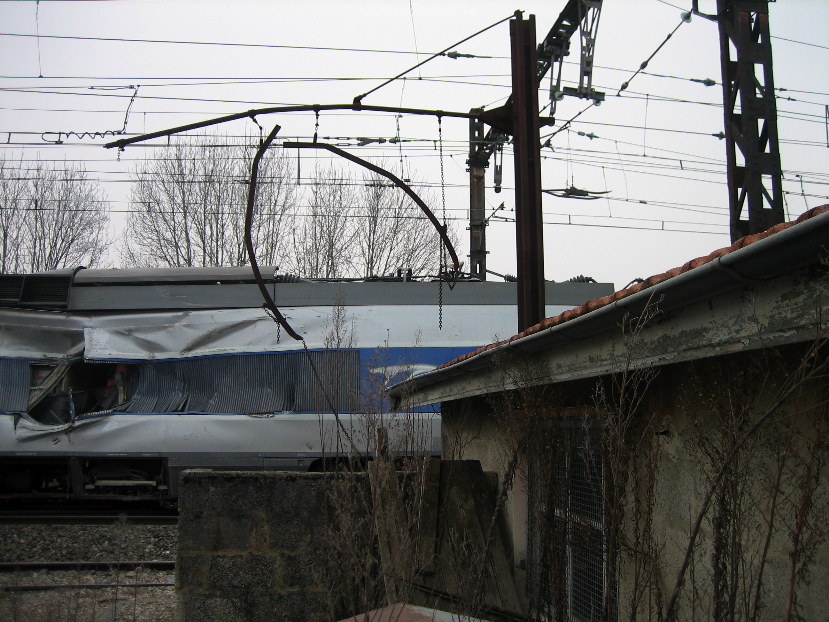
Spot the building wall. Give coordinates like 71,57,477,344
442,396,528,572
635,344,829,622
443,341,829,621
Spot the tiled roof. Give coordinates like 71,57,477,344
438,204,829,371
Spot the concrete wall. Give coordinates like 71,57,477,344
441,395,536,609
640,346,829,622
442,343,829,621
177,471,334,622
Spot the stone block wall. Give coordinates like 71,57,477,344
177,471,334,622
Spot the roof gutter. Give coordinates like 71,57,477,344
391,208,829,403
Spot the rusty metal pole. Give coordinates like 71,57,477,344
511,12,545,332
468,110,488,280
717,0,784,241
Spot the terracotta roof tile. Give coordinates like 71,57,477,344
436,204,829,371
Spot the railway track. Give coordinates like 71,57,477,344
0,502,178,525
0,561,176,592
0,512,178,525
0,561,175,572
0,507,178,620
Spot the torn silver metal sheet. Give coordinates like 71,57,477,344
1,411,441,459
1,303,575,362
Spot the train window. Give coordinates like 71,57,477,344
26,362,132,424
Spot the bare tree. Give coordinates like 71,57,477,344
125,141,456,278
123,135,296,268
288,164,358,278
355,167,448,278
0,155,109,273
0,155,26,273
289,162,458,279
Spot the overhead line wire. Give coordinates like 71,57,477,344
617,12,692,96
0,31,509,57
352,12,513,104
771,35,829,51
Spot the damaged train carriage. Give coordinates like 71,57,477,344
0,267,611,501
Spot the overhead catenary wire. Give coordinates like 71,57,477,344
0,31,507,57
2,6,824,275
617,11,692,96
352,12,513,105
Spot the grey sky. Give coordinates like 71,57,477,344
1,0,827,286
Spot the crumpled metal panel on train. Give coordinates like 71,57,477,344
1,352,360,420
122,351,359,414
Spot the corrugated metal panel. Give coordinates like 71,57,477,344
121,351,360,414
0,358,30,412
295,350,360,412
179,354,295,413
123,363,187,413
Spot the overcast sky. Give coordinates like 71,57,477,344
1,0,827,288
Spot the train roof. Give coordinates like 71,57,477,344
0,267,613,312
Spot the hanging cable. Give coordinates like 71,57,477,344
615,141,631,201
244,124,360,459
35,1,43,78
408,0,423,79
643,93,650,156
40,85,139,145
248,113,264,144
825,105,828,148
244,125,302,341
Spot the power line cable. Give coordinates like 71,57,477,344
352,12,512,105
617,11,692,96
771,35,829,51
0,31,508,57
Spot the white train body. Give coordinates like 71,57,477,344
0,268,611,500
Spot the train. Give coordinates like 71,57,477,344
0,267,611,502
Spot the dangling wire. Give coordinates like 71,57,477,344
35,1,43,78
249,114,264,146
614,140,630,201
395,114,405,177
643,93,650,156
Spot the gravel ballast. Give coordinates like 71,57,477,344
0,522,178,622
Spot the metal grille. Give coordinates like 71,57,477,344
530,420,612,622
570,427,603,524
121,351,359,414
570,523,604,621
20,275,72,305
0,358,30,412
0,276,24,304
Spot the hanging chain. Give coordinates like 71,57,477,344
438,260,443,330
313,109,320,143
438,116,446,330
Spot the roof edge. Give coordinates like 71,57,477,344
391,205,829,403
